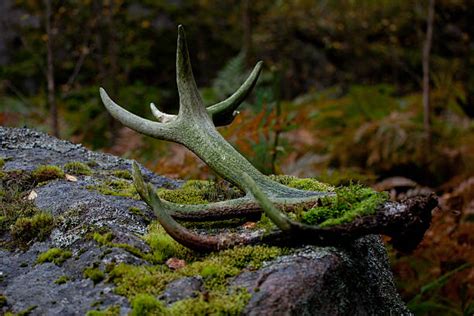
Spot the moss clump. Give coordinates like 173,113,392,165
270,175,334,192
108,264,176,298
0,174,55,249
87,179,138,199
63,161,93,176
158,180,243,205
108,243,279,314
10,212,55,244
54,275,70,285
0,158,5,169
108,235,283,295
86,305,120,316
167,288,251,315
112,169,132,180
143,222,191,263
130,294,166,316
31,165,64,182
84,266,105,285
93,232,114,245
302,184,388,227
36,248,72,266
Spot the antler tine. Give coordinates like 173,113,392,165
99,88,177,141
150,102,176,123
208,61,263,126
176,25,208,119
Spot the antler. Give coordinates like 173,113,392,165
132,163,437,252
102,25,437,253
100,25,329,221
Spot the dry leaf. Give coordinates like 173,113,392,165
65,174,78,182
166,258,186,270
242,221,256,229
27,190,38,200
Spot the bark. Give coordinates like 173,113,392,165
45,0,58,137
422,0,435,146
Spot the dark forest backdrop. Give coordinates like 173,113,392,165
0,1,473,314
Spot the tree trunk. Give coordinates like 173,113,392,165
422,0,435,146
45,0,58,137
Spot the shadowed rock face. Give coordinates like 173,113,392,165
0,127,410,315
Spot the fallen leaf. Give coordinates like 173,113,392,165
166,258,186,270
242,221,256,229
65,174,78,182
27,190,38,200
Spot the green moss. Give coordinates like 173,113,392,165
92,231,152,261
112,169,132,180
143,222,191,263
87,179,138,199
158,180,243,205
86,160,99,168
270,175,334,192
86,305,120,316
10,212,55,244
0,157,5,169
130,294,166,316
93,232,114,245
0,176,44,244
63,161,93,176
128,206,145,217
302,184,388,227
36,248,72,266
84,266,105,285
0,294,7,307
108,239,283,302
54,275,70,285
168,289,251,315
31,165,64,182
108,264,176,298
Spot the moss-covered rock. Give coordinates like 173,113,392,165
36,248,72,266
0,127,410,315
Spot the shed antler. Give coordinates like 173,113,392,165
101,25,437,252
100,25,328,221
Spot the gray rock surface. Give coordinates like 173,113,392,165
0,127,411,315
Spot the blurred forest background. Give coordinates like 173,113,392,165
0,0,473,314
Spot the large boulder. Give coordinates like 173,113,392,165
0,127,410,315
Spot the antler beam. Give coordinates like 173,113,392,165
100,25,329,220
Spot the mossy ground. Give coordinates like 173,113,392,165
91,221,284,315
0,169,57,249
